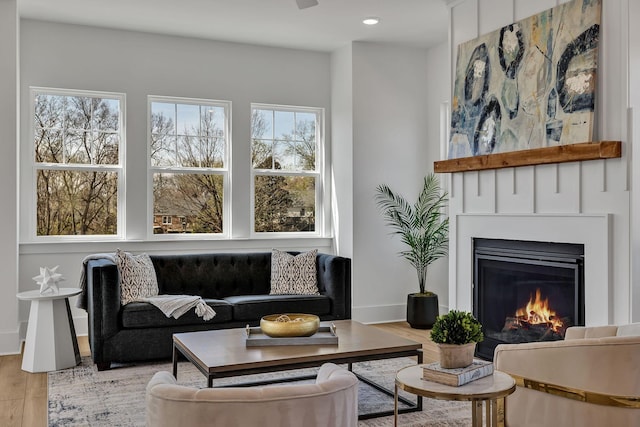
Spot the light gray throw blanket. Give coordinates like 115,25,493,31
77,252,216,321
77,253,117,310
139,294,216,321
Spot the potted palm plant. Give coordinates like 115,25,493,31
430,310,484,368
375,173,449,329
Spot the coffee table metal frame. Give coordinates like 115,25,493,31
172,320,423,420
394,364,516,427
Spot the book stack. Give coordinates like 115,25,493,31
422,359,494,386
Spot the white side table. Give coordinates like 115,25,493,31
17,287,82,372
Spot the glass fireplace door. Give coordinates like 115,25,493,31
473,239,584,360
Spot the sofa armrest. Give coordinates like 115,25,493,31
494,335,640,396
86,258,121,364
316,254,351,319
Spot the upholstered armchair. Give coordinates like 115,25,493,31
145,362,359,427
494,323,640,427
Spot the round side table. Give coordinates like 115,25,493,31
17,287,82,372
395,364,515,427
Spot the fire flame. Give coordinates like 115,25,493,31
515,289,563,332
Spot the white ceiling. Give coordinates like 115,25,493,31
17,0,449,52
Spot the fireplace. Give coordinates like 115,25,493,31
473,238,585,360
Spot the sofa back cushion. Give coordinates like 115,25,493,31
116,249,159,305
616,322,640,337
270,249,319,295
151,253,273,299
564,325,618,340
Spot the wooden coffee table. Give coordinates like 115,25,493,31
172,319,423,419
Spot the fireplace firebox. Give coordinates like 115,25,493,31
473,238,584,360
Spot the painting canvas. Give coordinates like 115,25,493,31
448,0,602,159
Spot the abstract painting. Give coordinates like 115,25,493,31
448,0,602,159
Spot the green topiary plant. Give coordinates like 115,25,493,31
430,310,484,345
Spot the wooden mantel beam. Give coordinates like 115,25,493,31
433,141,622,173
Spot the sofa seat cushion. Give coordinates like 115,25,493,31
121,299,233,328
225,295,331,321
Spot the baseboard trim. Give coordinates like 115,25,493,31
73,314,88,336
0,329,21,355
352,303,449,324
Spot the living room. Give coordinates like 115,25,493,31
1,0,639,425
3,0,453,349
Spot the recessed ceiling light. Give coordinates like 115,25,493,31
296,0,319,9
363,17,380,26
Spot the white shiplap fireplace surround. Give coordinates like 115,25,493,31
450,213,610,326
444,157,633,327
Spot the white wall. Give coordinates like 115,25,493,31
19,19,332,243
447,0,637,324
330,44,354,258
15,20,335,351
425,41,451,308
0,0,20,355
629,0,640,323
350,42,448,322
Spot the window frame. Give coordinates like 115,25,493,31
250,103,324,237
28,87,126,241
147,95,231,240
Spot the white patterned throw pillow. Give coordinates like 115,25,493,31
115,248,159,305
270,249,319,295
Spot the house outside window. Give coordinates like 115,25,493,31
31,88,124,238
149,96,230,236
251,104,323,234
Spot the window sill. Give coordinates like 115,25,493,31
19,236,334,255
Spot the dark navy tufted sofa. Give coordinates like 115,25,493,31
85,252,351,370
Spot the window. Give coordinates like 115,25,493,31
149,96,230,236
32,88,124,237
251,104,323,234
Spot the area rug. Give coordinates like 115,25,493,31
48,357,472,426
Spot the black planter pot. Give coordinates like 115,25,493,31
406,293,439,329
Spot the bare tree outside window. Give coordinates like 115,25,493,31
33,90,122,236
150,98,228,235
32,93,323,239
251,106,321,233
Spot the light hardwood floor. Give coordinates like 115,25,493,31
0,321,437,427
